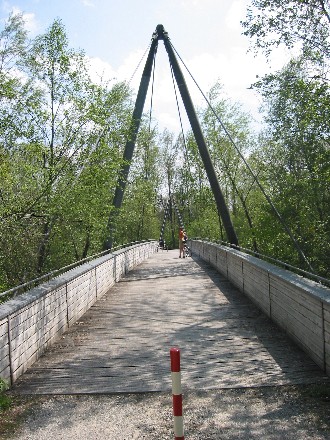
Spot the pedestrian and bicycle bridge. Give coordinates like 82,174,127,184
1,24,330,397
1,240,329,395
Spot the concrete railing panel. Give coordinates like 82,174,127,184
94,257,115,298
9,284,69,381
66,268,97,325
215,246,228,278
0,241,157,385
324,304,330,375
189,240,330,375
227,251,244,291
243,259,271,316
0,318,9,381
269,272,324,368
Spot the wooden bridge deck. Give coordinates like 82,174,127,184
13,250,327,394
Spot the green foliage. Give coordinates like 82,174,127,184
0,12,27,101
250,58,330,275
0,378,8,393
1,4,330,295
241,0,330,61
238,1,330,276
0,15,132,290
113,124,162,245
0,378,11,412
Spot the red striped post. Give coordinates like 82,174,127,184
170,347,184,440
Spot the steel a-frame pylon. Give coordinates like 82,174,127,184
104,24,238,249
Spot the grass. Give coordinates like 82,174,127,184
0,378,10,410
0,378,15,437
0,378,40,439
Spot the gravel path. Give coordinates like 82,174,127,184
3,383,330,439
3,252,330,438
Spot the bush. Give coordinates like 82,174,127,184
0,378,11,411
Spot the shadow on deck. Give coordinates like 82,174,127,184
12,250,328,395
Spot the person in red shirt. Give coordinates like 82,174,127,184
179,227,185,258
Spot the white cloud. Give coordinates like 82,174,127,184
181,0,203,6
1,0,12,14
22,11,38,33
157,112,181,133
226,0,247,30
86,56,117,84
117,48,150,84
180,0,220,10
81,0,95,7
86,49,152,85
85,30,292,136
2,5,39,33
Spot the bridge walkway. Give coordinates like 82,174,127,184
13,250,327,394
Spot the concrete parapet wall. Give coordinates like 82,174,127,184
189,240,330,375
0,241,157,385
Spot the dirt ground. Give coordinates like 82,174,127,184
1,383,330,439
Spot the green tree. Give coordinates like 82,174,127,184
240,1,330,275
159,130,186,247
0,12,27,100
200,83,258,247
0,17,132,290
241,0,330,62
115,123,162,244
252,59,330,274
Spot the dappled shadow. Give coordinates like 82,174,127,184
12,250,327,397
189,256,325,383
10,385,330,439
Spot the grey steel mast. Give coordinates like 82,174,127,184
104,36,158,249
158,24,238,246
104,25,239,249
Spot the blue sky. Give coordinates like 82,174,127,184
0,0,291,133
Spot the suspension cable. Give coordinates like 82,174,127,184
128,42,152,85
169,41,314,273
169,64,187,147
169,63,193,178
148,44,157,134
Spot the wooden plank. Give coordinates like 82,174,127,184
0,344,9,373
0,319,9,374
0,364,10,383
2,242,156,386
270,295,323,340
0,318,8,337
215,248,227,277
269,274,322,313
66,270,97,323
270,285,323,333
96,259,115,297
323,304,330,349
12,250,328,395
242,263,270,315
270,302,324,366
227,253,243,289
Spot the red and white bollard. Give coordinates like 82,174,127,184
170,347,184,440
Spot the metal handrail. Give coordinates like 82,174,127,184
192,238,330,288
0,240,154,300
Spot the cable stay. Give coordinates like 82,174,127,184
103,23,314,275
169,63,193,183
104,24,238,250
127,42,152,85
170,43,314,273
159,196,185,247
